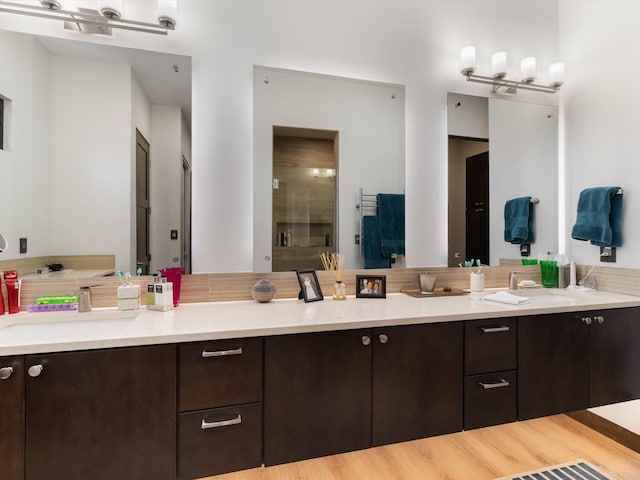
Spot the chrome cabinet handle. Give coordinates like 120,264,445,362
581,316,592,325
378,334,389,344
0,367,13,380
201,414,242,429
594,315,605,324
202,347,243,358
480,325,510,333
479,378,510,389
28,364,43,377
361,336,371,346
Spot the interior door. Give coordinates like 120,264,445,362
465,151,489,265
136,130,151,274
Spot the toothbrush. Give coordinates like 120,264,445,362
116,270,126,285
125,272,131,285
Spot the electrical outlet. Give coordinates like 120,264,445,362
19,237,27,254
600,246,616,263
170,230,178,240
355,234,360,245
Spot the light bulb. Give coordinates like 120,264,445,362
548,61,564,88
460,45,476,75
521,57,537,83
491,51,507,78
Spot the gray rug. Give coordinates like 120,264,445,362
495,459,614,480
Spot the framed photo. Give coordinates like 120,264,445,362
356,275,386,298
296,269,324,303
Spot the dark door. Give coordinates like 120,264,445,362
264,329,372,466
590,307,640,407
136,130,151,274
518,313,590,420
25,346,176,480
0,356,24,480
466,151,489,265
372,323,463,446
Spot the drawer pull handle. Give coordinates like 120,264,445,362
201,414,242,429
0,367,13,380
202,347,243,358
479,379,510,389
480,325,510,333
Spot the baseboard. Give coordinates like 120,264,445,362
567,410,640,454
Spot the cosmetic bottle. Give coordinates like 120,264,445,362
3,270,20,314
0,277,5,315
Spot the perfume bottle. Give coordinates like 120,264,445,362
333,280,346,300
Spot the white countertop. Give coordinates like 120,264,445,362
1,288,639,355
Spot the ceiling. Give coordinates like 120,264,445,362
34,33,191,129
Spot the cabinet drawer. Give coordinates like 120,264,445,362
465,318,516,375
464,370,517,430
178,403,262,479
178,337,263,412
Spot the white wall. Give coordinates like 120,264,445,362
560,1,639,268
253,66,405,272
489,98,559,264
0,1,561,272
0,31,51,259
150,105,184,272
49,56,132,270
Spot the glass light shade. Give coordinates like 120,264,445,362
99,0,123,19
156,0,178,27
312,168,320,177
548,61,565,87
460,45,476,75
491,51,507,78
521,56,537,83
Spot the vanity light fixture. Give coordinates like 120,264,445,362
0,0,177,35
460,45,564,94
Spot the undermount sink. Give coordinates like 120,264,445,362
514,292,576,304
0,309,140,334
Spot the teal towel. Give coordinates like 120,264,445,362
363,216,391,269
377,194,405,256
571,186,622,247
504,196,534,244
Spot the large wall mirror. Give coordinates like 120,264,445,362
0,29,191,274
447,93,559,266
253,66,406,273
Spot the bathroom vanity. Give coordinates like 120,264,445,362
1,289,639,480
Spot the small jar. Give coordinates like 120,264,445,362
332,281,346,300
251,279,277,303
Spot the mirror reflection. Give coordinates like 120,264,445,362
0,29,191,275
447,93,559,266
253,66,406,273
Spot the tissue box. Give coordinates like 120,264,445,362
117,285,140,311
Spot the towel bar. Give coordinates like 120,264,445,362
530,197,540,204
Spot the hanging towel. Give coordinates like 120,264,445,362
363,215,391,269
504,196,534,244
571,186,622,247
377,193,405,256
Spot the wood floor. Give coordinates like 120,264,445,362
203,415,640,480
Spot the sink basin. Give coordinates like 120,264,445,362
514,292,576,304
0,309,140,335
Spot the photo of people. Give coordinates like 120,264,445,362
356,275,386,298
296,270,324,302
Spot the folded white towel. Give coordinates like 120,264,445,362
483,291,530,305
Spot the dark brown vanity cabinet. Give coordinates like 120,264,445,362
264,323,463,466
518,307,640,420
25,345,176,480
372,323,463,446
463,318,517,430
0,356,24,480
589,307,640,407
177,338,263,479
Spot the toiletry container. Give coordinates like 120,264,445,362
118,284,141,311
78,286,92,312
251,279,277,303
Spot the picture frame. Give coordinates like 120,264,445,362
356,275,386,298
296,269,324,303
